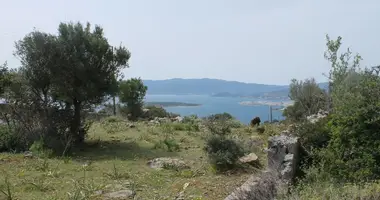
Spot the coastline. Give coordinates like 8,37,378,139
239,100,293,107
145,101,201,108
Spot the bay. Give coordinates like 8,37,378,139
144,94,285,124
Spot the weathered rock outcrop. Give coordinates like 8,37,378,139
225,134,300,200
147,157,190,170
267,134,300,183
224,171,278,200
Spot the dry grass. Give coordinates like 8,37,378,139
279,180,380,200
0,117,266,200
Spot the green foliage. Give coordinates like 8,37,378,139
142,105,170,119
29,140,53,158
315,35,380,182
153,138,180,152
118,78,148,120
294,118,331,153
204,135,245,171
203,113,246,171
292,35,380,185
6,21,131,152
0,125,25,152
206,112,234,121
170,123,200,132
182,115,199,123
255,126,265,134
283,78,328,122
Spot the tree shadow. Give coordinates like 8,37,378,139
69,139,179,161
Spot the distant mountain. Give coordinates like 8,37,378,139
143,78,288,95
142,78,328,98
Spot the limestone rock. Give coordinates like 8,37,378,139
23,151,33,158
103,189,135,199
238,153,258,164
147,157,189,170
267,134,300,183
224,171,278,200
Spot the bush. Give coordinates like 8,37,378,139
153,138,180,152
204,135,245,171
170,123,199,132
0,125,25,152
294,117,331,153
206,112,234,121
255,126,265,134
204,119,232,136
142,106,170,119
182,115,199,123
29,140,53,158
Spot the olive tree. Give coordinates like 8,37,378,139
283,78,327,121
14,22,131,145
118,78,147,120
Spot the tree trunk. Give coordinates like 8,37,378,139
72,100,83,144
112,96,116,115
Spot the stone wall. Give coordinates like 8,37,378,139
224,134,300,200
267,134,300,184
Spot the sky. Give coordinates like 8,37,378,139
0,0,379,85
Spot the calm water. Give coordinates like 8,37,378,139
144,94,285,124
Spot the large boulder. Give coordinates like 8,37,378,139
238,153,259,165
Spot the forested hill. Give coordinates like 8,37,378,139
142,78,288,95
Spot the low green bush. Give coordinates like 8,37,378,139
204,135,245,171
0,125,25,152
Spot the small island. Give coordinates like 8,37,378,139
145,101,201,107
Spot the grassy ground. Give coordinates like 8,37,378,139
0,117,270,200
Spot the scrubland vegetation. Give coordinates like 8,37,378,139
0,21,380,200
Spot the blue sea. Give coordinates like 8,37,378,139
144,94,286,124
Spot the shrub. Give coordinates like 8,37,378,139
153,138,180,152
182,115,199,123
294,117,331,153
206,112,234,121
204,118,232,136
204,135,245,171
0,125,25,152
29,140,53,158
142,105,170,119
255,126,265,134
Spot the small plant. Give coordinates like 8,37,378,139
161,123,175,136
33,158,50,172
29,140,53,158
24,175,52,192
147,127,159,135
0,175,14,200
138,132,156,143
163,138,180,152
153,138,180,152
63,156,72,164
255,126,265,134
100,116,129,134
104,163,130,180
176,169,195,178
